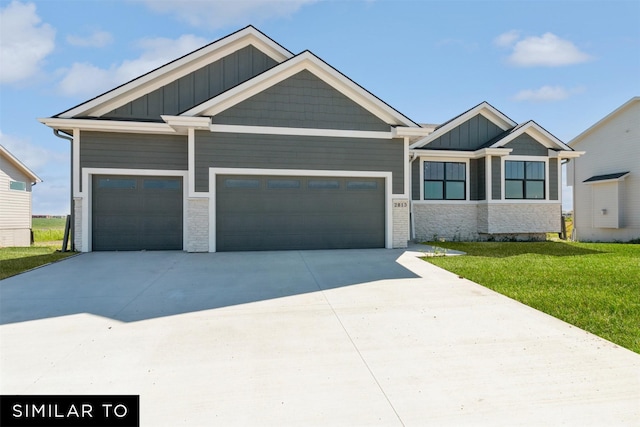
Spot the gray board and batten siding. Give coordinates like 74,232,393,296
211,70,390,132
425,114,506,151
195,131,405,194
216,175,385,251
79,131,187,191
102,45,278,121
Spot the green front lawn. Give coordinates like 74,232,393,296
0,246,75,280
422,241,640,353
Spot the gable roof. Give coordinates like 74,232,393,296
56,26,293,119
569,97,640,147
0,144,42,183
483,120,573,151
182,50,419,127
410,102,517,149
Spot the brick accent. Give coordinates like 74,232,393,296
187,198,209,252
413,203,479,241
412,202,561,242
74,197,82,251
392,199,410,248
479,203,561,234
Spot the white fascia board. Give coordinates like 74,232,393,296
557,150,585,159
209,124,392,139
162,115,211,134
410,147,511,159
39,118,176,135
0,145,42,183
392,127,433,138
59,29,292,119
410,102,517,149
186,51,417,127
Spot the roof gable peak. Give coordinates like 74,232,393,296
410,101,517,149
56,26,293,119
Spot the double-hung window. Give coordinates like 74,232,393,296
424,161,466,200
505,160,545,199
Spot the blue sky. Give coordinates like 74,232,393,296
1,0,638,214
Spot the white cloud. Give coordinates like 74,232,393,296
140,0,317,29
0,1,55,84
507,33,592,67
57,34,208,97
67,30,113,48
494,30,520,48
513,85,585,102
0,130,70,214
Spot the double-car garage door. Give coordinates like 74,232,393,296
91,173,385,251
216,175,385,251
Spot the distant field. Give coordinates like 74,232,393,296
32,217,67,243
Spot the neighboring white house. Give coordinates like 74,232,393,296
0,145,42,247
568,97,640,242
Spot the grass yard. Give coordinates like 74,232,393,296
0,217,74,280
0,246,75,280
422,241,640,353
32,217,67,243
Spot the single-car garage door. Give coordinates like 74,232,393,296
216,175,385,251
92,175,183,251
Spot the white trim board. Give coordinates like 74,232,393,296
209,124,393,139
208,167,393,252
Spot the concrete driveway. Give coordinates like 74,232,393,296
1,248,639,426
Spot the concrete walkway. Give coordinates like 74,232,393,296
1,248,639,426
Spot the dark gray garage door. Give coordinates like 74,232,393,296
92,175,183,251
216,175,385,251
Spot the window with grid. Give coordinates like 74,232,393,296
505,161,545,199
423,161,466,200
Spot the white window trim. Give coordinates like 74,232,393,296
80,167,189,252
208,167,393,252
418,157,470,202
501,156,549,203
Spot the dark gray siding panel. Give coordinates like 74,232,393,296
411,159,420,200
80,132,188,171
504,134,548,156
103,45,278,120
195,131,404,194
549,158,558,200
427,114,505,151
477,158,486,200
211,70,390,131
491,156,501,200
469,159,478,200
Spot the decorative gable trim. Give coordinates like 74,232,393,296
489,121,572,151
0,144,42,183
183,51,419,127
410,102,517,149
57,26,292,119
